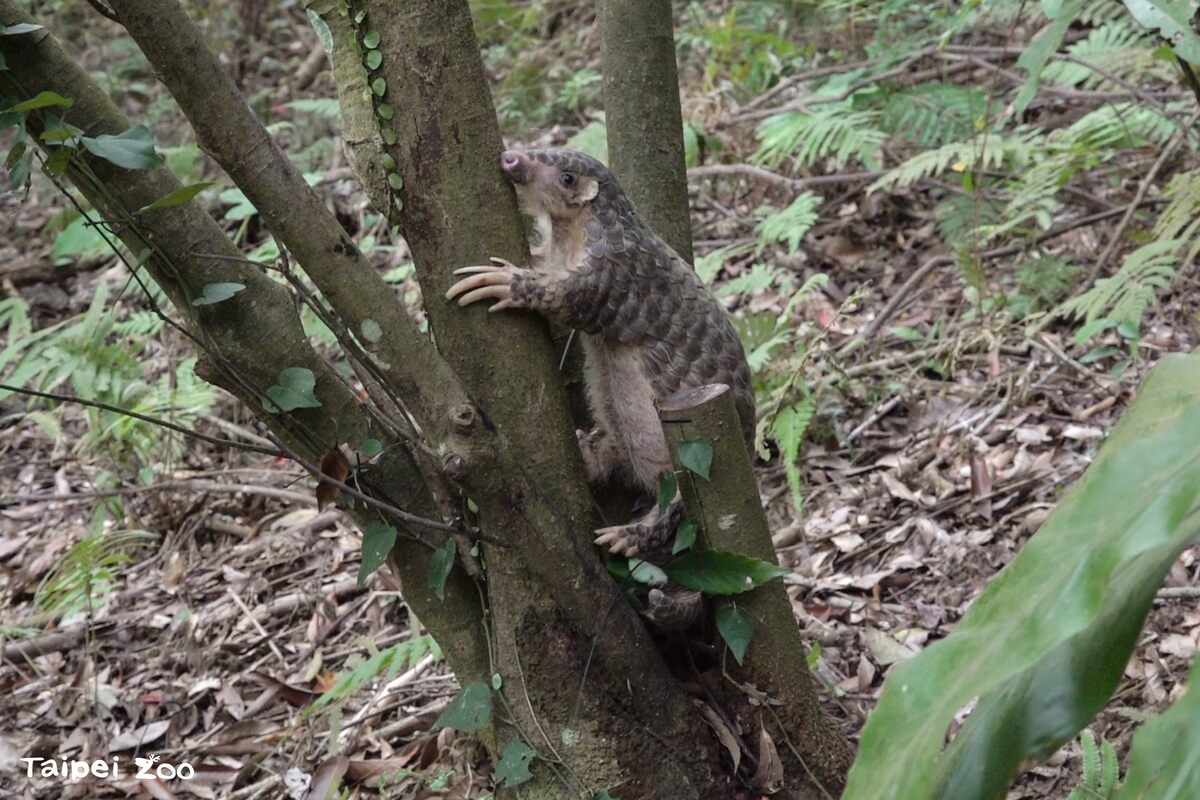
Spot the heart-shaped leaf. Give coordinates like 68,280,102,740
265,367,322,412
663,550,789,595
191,282,245,306
81,125,162,170
356,522,396,584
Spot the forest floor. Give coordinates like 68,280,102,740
3,5,1200,800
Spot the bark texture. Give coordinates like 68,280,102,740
661,385,854,798
599,0,694,263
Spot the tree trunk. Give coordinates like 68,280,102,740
0,0,492,691
2,0,855,795
661,386,854,797
599,0,694,263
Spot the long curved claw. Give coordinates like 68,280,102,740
446,259,525,310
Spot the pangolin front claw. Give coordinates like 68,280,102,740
446,257,526,311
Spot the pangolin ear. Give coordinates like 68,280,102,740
572,178,599,205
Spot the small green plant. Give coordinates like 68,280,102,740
35,529,151,622
1065,729,1120,800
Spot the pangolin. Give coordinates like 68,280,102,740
446,147,755,561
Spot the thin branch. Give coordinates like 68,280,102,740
0,382,284,457
687,163,882,192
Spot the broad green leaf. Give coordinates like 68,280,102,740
362,29,381,49
1122,0,1200,65
656,469,677,518
677,438,713,480
191,282,245,306
672,521,697,555
427,538,456,600
8,146,31,190
365,49,382,70
715,603,753,665
5,90,72,112
1117,656,1200,797
306,9,332,53
845,351,1200,800
628,559,667,587
138,181,213,213
1013,0,1085,115
81,125,162,170
360,318,382,342
433,682,492,732
494,740,535,788
51,215,111,262
357,522,396,584
1,22,43,35
265,367,322,412
361,438,383,457
663,550,789,595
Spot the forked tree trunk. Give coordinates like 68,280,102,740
1,0,852,796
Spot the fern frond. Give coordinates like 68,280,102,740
754,192,822,256
1054,238,1183,327
772,399,815,512
1042,21,1150,88
869,128,1041,193
882,83,986,147
755,105,886,170
1153,169,1200,263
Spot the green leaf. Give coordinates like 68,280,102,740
361,438,383,457
371,77,386,96
1013,1,1084,115
377,104,394,120
427,538,456,600
357,522,397,584
306,9,332,53
2,22,43,35
5,90,72,113
677,438,713,480
1118,657,1200,797
844,351,1200,800
8,146,31,190
191,282,245,307
656,470,677,518
772,401,814,512
1122,0,1200,65
365,49,382,70
265,367,322,412
360,318,382,342
138,181,213,213
663,550,789,595
628,559,667,587
495,740,535,788
81,125,162,170
715,603,753,665
433,682,492,732
672,521,697,555
362,29,381,49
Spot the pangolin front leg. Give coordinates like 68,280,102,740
445,257,529,312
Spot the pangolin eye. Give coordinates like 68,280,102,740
561,172,575,187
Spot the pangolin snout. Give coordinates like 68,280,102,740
500,150,530,184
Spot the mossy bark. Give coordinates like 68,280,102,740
599,0,694,263
661,385,854,798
